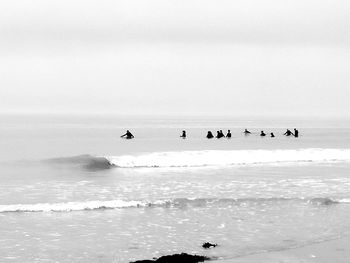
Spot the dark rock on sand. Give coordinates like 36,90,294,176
202,242,218,249
130,253,210,263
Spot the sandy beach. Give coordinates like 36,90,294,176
214,235,350,263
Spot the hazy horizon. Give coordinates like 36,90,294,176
1,0,349,117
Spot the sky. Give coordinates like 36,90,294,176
0,0,349,117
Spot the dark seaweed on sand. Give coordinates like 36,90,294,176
130,252,210,263
202,242,218,249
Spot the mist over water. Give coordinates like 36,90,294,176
1,114,350,262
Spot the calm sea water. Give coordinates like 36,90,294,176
1,114,350,262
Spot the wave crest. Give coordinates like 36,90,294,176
45,149,350,170
0,197,346,213
106,149,350,168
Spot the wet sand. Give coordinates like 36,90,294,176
214,235,350,263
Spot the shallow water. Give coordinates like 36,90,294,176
1,114,350,262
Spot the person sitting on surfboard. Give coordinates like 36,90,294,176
207,131,214,139
180,130,186,138
244,129,251,134
294,128,299,138
284,129,292,136
121,130,134,139
216,130,224,138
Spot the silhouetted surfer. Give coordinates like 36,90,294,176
207,131,214,139
244,129,251,134
260,131,266,136
294,128,299,138
180,130,186,139
284,129,292,136
220,130,224,137
216,130,224,139
121,130,134,139
226,130,232,138
270,132,275,137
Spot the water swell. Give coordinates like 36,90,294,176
0,197,346,213
45,149,350,170
46,154,112,170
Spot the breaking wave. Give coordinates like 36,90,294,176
45,148,350,170
107,148,350,168
45,154,112,170
0,197,348,213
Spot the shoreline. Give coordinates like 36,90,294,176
213,235,350,263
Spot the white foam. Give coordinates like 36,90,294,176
0,200,149,213
106,148,350,168
338,198,350,203
1,197,346,213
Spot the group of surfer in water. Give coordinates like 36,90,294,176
180,128,299,139
121,128,299,139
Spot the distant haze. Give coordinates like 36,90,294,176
0,0,349,117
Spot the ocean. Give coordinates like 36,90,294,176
1,114,350,262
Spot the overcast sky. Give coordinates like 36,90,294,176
0,0,349,117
